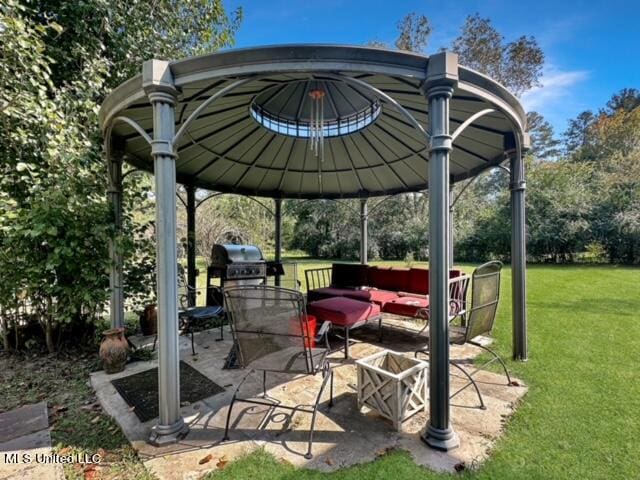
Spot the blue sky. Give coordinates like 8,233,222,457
224,0,639,135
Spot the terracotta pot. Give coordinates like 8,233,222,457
99,327,129,374
139,304,158,336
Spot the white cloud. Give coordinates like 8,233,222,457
521,68,589,113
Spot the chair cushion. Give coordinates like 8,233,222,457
383,296,430,317
307,287,355,303
331,263,369,288
307,297,380,328
343,289,399,307
368,267,411,292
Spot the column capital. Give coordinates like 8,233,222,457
424,51,459,93
143,59,179,98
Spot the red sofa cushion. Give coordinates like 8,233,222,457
331,263,369,288
368,267,411,292
343,289,399,307
307,287,356,303
383,296,430,317
408,268,429,295
406,268,462,295
307,297,380,328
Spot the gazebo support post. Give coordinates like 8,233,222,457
274,198,282,286
360,198,368,264
107,147,124,329
144,60,189,446
422,51,459,451
448,186,454,269
509,140,529,361
186,184,197,307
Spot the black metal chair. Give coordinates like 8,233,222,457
222,285,333,459
153,264,224,355
416,261,512,409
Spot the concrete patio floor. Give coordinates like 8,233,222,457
91,317,527,480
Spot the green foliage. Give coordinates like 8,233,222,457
0,0,240,352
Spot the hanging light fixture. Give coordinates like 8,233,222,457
308,88,325,162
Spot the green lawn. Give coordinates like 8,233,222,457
203,261,640,480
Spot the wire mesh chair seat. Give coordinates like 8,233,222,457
416,261,513,410
222,285,334,459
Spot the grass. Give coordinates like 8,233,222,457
2,259,638,479
202,260,640,479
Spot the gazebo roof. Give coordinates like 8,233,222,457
100,44,527,199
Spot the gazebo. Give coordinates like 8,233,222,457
100,45,529,452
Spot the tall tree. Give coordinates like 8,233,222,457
451,14,544,96
564,110,597,159
395,12,431,52
526,111,561,159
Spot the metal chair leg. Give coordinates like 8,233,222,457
414,349,485,409
152,335,157,352
344,327,350,359
189,321,196,356
450,361,486,409
378,316,383,342
305,367,333,460
469,341,513,385
222,370,253,442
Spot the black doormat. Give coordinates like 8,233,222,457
111,361,225,422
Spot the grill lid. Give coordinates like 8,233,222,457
211,244,265,265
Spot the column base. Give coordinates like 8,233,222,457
421,423,459,451
148,418,189,446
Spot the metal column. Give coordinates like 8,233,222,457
448,187,454,269
107,148,124,328
509,145,528,361
422,51,459,451
274,198,282,286
186,184,197,307
360,198,368,264
144,60,189,446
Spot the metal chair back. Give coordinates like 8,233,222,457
464,261,502,341
224,285,317,374
304,266,333,291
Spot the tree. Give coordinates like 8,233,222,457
395,13,431,52
564,110,597,159
0,0,241,352
526,111,560,159
605,88,640,115
451,14,544,95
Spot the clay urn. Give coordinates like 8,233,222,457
99,327,129,374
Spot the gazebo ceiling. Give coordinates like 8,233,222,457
100,44,527,199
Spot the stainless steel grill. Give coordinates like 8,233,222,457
207,245,267,302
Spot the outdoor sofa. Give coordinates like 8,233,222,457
306,263,468,357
